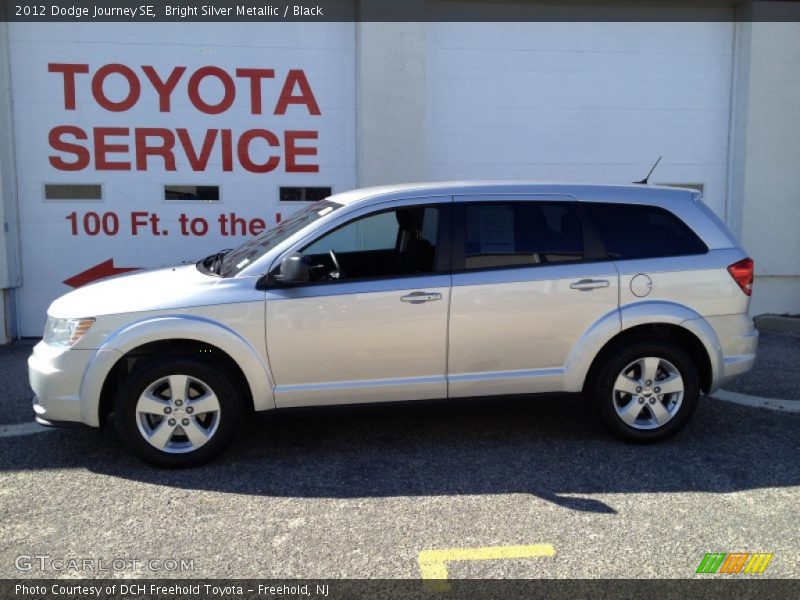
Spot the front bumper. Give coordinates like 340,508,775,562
33,400,94,429
28,341,98,427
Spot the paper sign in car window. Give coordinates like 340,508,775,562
480,207,515,253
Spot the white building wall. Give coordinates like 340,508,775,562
0,22,22,343
424,19,734,217
1,10,799,342
9,22,356,335
356,21,427,187
735,20,800,315
355,14,799,316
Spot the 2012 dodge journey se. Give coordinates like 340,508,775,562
29,182,758,467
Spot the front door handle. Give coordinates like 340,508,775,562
401,291,443,304
570,279,610,291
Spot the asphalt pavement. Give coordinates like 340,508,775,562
0,331,798,580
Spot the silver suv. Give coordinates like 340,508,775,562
29,182,758,467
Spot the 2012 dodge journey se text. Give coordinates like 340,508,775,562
28,182,758,467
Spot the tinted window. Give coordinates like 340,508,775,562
280,186,333,202
301,207,440,282
460,202,583,270
164,185,219,201
45,184,102,200
584,203,707,260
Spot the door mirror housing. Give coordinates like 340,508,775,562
275,252,310,285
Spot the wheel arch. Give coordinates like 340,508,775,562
565,301,722,394
81,315,274,427
582,323,715,395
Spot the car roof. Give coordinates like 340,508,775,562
328,181,700,208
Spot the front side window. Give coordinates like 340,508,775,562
300,206,441,283
458,202,583,270
584,203,708,260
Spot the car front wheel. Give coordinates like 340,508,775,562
114,356,243,467
594,341,700,443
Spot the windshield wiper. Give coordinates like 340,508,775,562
199,249,232,275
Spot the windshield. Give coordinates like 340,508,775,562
216,200,342,277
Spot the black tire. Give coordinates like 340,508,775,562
593,340,700,443
114,355,243,467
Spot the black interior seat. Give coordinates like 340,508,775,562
395,209,434,274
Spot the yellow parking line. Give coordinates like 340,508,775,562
418,544,556,591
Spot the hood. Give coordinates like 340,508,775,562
48,264,260,319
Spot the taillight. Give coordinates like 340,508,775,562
728,257,754,296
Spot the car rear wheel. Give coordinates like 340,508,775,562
114,356,243,467
594,341,700,442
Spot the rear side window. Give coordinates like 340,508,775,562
584,203,707,260
460,202,583,270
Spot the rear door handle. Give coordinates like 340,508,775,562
401,291,443,303
570,279,610,291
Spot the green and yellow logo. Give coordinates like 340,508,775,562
696,552,774,574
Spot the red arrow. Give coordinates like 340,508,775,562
63,259,140,289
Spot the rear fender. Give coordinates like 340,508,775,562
563,301,722,392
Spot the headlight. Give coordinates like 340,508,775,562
43,317,96,348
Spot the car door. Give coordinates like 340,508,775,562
447,197,620,398
266,199,452,408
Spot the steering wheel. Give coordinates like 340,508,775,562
329,250,346,279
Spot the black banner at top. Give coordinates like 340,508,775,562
2,0,800,22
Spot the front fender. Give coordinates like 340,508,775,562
79,315,275,426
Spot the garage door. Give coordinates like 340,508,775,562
426,17,734,214
10,22,356,336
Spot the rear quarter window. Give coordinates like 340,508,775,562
584,203,708,260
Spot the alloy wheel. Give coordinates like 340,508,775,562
612,356,684,430
135,374,221,453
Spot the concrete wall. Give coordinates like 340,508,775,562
0,21,22,342
731,16,800,315
356,21,427,187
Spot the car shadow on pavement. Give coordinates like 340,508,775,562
1,394,798,514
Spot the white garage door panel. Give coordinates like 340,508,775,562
428,109,730,164
11,22,356,335
428,51,731,112
427,18,734,215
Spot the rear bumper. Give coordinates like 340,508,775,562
706,314,759,392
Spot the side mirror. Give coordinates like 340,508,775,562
275,252,310,284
